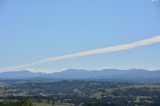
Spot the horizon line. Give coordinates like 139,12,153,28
0,35,160,72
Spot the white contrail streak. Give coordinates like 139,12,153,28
1,36,160,72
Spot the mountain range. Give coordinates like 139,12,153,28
0,69,160,83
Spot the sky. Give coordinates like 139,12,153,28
0,0,160,73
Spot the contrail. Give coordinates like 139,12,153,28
0,36,160,72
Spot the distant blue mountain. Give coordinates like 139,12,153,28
0,69,160,83
0,70,43,79
47,69,160,83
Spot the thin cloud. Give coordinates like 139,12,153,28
151,0,159,2
0,36,160,72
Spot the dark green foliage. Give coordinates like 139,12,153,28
0,80,160,106
0,100,33,106
16,99,33,106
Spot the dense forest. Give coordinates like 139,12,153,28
0,80,160,106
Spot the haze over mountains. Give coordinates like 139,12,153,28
0,69,160,83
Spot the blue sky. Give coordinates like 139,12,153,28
0,0,160,72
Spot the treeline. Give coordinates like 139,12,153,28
0,99,33,106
